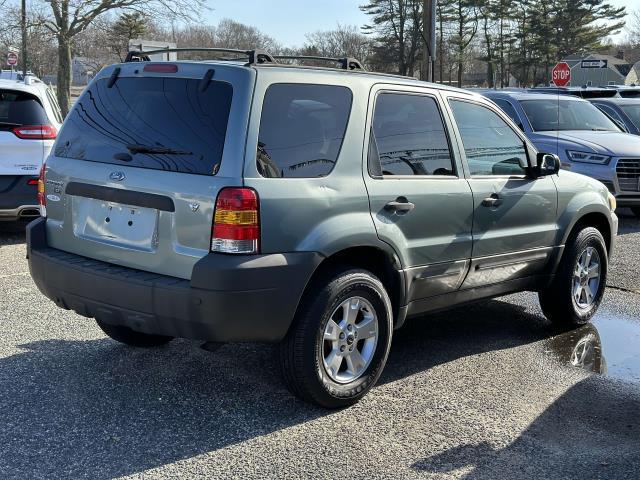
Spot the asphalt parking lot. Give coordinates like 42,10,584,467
1,212,639,479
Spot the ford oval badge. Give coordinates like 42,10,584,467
109,171,126,181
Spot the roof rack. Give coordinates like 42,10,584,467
125,48,276,65
124,48,366,71
273,55,365,71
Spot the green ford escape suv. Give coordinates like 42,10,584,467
27,49,618,407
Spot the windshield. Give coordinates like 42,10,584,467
55,76,233,175
0,89,49,127
621,105,640,128
520,99,619,132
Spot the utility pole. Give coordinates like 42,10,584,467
422,0,437,82
21,0,27,77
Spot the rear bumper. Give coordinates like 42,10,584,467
0,175,39,221
27,218,322,342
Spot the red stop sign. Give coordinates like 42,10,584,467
552,62,571,87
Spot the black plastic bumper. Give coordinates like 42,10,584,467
27,218,323,342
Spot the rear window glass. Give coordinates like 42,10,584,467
55,77,233,175
256,84,352,178
0,90,49,126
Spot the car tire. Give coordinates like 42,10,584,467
539,227,607,326
631,207,640,218
96,319,173,347
279,268,393,408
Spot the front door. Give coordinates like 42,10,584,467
364,87,474,301
445,97,558,288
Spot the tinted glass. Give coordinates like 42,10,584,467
621,105,640,128
0,90,49,127
494,99,523,129
55,77,233,175
520,99,618,132
257,84,352,178
371,93,454,176
450,100,527,176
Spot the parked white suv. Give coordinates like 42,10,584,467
0,76,63,221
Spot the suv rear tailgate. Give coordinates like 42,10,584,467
44,62,254,279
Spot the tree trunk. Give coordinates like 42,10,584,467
56,35,72,117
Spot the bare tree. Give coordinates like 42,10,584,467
303,24,372,64
33,0,205,115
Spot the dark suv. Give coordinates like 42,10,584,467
27,49,618,407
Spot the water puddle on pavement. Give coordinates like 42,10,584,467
544,313,640,382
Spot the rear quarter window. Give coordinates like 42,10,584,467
256,84,352,178
54,77,233,175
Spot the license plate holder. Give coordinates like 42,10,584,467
72,197,159,251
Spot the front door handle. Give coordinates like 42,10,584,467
385,197,415,213
482,194,503,207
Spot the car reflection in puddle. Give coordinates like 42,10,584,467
545,313,640,381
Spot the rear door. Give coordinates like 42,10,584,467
44,63,254,279
0,88,50,176
444,95,558,288
364,85,474,301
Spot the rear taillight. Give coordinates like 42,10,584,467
211,187,259,254
12,125,57,140
37,162,46,217
27,179,39,186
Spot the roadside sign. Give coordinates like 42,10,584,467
6,52,18,67
552,62,571,87
581,59,608,69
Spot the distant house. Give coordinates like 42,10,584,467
561,52,632,87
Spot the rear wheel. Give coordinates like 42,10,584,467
631,207,640,218
539,227,607,326
279,268,393,408
96,319,173,347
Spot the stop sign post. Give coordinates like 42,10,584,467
552,62,571,87
6,52,18,67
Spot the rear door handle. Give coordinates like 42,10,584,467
482,194,503,207
385,198,415,213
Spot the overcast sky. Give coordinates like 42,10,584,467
204,0,633,47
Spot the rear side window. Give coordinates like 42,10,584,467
0,90,49,127
370,93,455,176
55,77,233,175
256,84,352,178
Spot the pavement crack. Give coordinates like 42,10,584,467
606,284,640,295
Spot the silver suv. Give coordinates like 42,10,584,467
27,49,618,407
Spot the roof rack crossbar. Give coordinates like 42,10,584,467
273,55,365,70
125,48,275,65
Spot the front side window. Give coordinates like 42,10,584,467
370,93,455,176
450,100,528,176
257,84,352,178
520,99,618,132
621,105,640,128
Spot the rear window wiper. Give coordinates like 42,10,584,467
126,144,193,155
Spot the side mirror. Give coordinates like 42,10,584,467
534,153,561,177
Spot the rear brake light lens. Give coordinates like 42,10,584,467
37,162,46,217
12,125,57,140
27,179,39,186
211,188,259,254
143,64,178,73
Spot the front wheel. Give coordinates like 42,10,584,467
279,269,393,408
539,227,607,326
